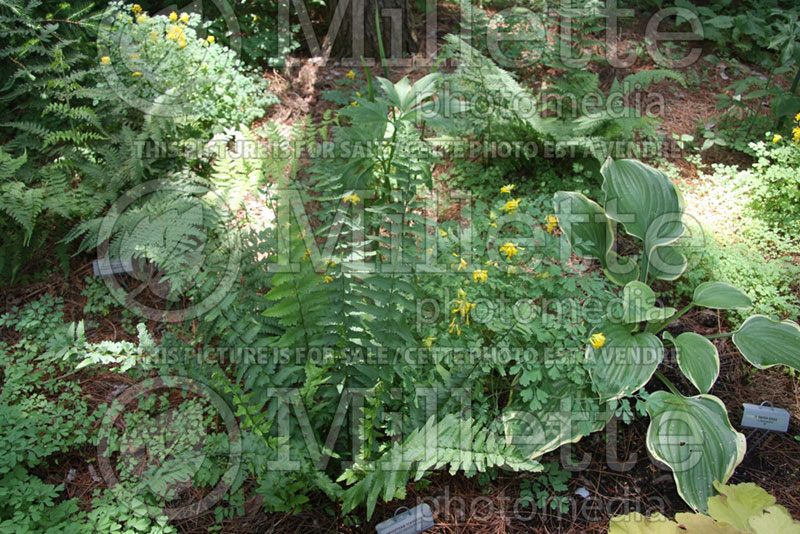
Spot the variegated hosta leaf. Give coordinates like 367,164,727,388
586,323,663,401
667,331,720,394
503,380,615,461
601,158,685,279
692,282,753,310
621,281,676,324
645,391,746,513
553,191,638,285
647,244,688,281
732,315,800,371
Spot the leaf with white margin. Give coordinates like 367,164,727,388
647,244,688,281
622,281,676,324
645,391,746,513
666,331,719,394
732,315,800,371
693,282,753,310
586,322,663,401
553,191,638,285
601,158,685,278
503,380,615,461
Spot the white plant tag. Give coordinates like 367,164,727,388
375,504,434,534
741,403,790,432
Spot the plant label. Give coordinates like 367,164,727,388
375,504,434,534
741,403,790,432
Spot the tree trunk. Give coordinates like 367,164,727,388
326,0,418,63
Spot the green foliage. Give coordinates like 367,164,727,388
608,482,800,534
554,157,800,512
519,461,571,514
747,137,800,236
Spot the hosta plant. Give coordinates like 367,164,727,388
554,157,800,512
608,481,800,534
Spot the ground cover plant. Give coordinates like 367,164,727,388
0,0,799,532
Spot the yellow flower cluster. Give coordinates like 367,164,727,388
590,332,606,349
500,183,515,194
343,193,360,205
166,24,187,49
345,70,356,80
131,4,142,14
545,215,558,234
101,56,111,65
449,288,475,336
472,269,488,283
501,198,521,215
499,241,520,260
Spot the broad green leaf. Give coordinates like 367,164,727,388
732,315,800,371
749,506,800,534
647,244,688,281
673,513,745,534
670,332,720,394
622,281,676,324
553,191,638,285
601,158,685,278
587,322,663,401
503,380,615,461
692,282,752,310
646,391,746,513
608,512,678,534
707,481,777,530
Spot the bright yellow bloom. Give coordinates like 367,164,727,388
793,126,800,145
795,112,800,122
323,275,334,283
350,101,358,107
180,12,189,23
451,288,475,325
356,92,361,97
457,257,467,272
252,15,259,21
302,248,311,260
773,134,783,143
132,71,142,77
166,25,184,41
131,4,142,14
501,198,521,214
345,70,356,80
169,11,178,20
473,269,488,283
206,35,215,44
590,333,606,349
489,211,496,220
499,242,520,260
100,56,111,65
448,318,461,336
439,228,447,237
500,184,515,194
545,214,558,234
422,337,436,349
343,193,360,205
178,38,187,49
136,14,146,23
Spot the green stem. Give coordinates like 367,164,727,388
648,303,692,334
654,371,681,396
704,332,733,340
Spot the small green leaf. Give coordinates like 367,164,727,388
732,315,800,371
692,282,752,310
645,391,746,513
621,281,676,324
671,332,720,394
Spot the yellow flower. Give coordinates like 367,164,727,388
323,275,334,283
451,288,475,325
590,333,606,349
489,211,496,220
100,56,111,65
448,318,461,336
179,38,187,49
252,15,259,21
499,242,520,260
501,198,521,214
343,193,360,205
206,35,215,44
457,257,467,272
131,4,142,14
356,92,361,97
773,134,783,144
439,228,447,237
350,101,358,107
180,12,189,23
136,14,146,23
795,112,800,122
500,184,515,194
169,11,177,20
302,248,311,260
473,269,488,283
132,71,142,77
166,25,184,41
422,337,436,349
793,126,800,145
129,54,139,59
545,214,558,234
345,70,356,80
